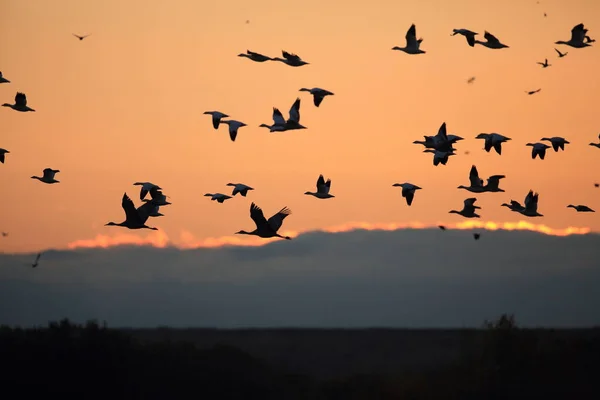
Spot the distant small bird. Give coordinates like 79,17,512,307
220,120,248,142
237,50,271,62
526,88,541,95
31,168,60,184
2,92,36,112
0,71,10,84
449,198,481,218
203,111,229,129
473,233,481,240
554,48,568,57
305,174,335,199
467,76,476,84
204,193,232,203
567,204,595,212
537,58,551,68
32,253,42,268
299,87,334,107
555,23,591,48
73,33,90,41
0,148,9,164
594,183,599,188
272,51,310,67
438,225,447,231
474,31,509,49
1,232,8,237
259,98,306,132
451,28,478,47
227,183,254,197
392,24,426,54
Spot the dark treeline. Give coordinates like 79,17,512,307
1,314,599,399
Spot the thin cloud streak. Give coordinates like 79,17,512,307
56,220,593,254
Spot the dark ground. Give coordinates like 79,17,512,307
2,315,599,399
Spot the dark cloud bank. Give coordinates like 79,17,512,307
0,228,599,328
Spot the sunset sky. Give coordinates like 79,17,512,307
1,0,600,254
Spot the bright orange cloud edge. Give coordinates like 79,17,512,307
61,220,594,251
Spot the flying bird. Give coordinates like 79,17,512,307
467,76,476,84
220,120,248,142
555,23,591,48
392,183,422,206
2,92,36,112
133,182,162,201
474,31,509,49
1,232,8,237
475,133,511,155
567,204,595,212
526,88,542,95
105,193,159,230
32,253,42,268
235,202,292,240
299,87,334,107
392,24,426,54
227,183,254,197
305,174,335,199
423,149,456,166
73,33,90,41
0,148,9,164
451,28,478,47
554,48,568,57
541,137,569,152
537,58,551,68
457,165,504,193
143,187,171,206
438,225,447,231
237,50,272,62
203,111,229,129
449,198,481,218
204,193,232,203
259,98,305,132
31,168,60,184
526,142,551,160
271,51,309,67
516,190,544,217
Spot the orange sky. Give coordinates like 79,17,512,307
1,0,600,254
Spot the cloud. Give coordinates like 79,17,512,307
62,219,592,252
0,227,598,329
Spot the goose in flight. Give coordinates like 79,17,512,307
227,183,254,197
105,193,159,230
413,122,460,152
133,182,162,200
537,58,551,68
259,98,305,132
235,202,292,240
204,193,232,203
588,134,600,148
501,200,525,212
220,120,247,142
237,50,272,62
483,174,506,193
438,225,447,231
203,111,229,129
32,253,42,268
541,136,569,152
526,88,541,95
467,76,476,84
451,28,478,47
476,133,511,155
526,142,551,160
567,204,595,212
516,190,543,217
0,148,9,164
146,203,164,217
1,232,8,237
0,71,9,83
473,233,481,240
554,48,568,57
457,165,486,193
474,31,509,49
299,87,334,107
73,33,90,41
305,174,335,199
449,198,481,218
423,149,456,166
272,51,309,67
142,186,171,206
392,24,426,54
555,23,591,48
392,183,421,206
2,92,35,112
31,168,60,184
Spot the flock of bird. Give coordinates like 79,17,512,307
1,19,599,267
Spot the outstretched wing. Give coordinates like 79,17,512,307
15,92,26,107
288,98,300,123
469,165,482,187
571,23,586,43
268,207,292,232
249,202,269,230
405,24,417,48
484,31,500,45
122,193,143,224
272,108,286,125
136,200,157,224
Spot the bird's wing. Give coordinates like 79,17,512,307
464,197,477,207
249,202,269,230
136,200,158,223
282,50,300,62
486,175,505,187
571,23,586,42
15,92,26,107
484,31,500,44
122,193,143,224
272,108,286,125
42,168,54,179
313,94,324,107
229,123,238,142
469,165,482,187
288,98,301,123
268,207,292,232
405,24,417,48
437,122,447,139
316,174,326,192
